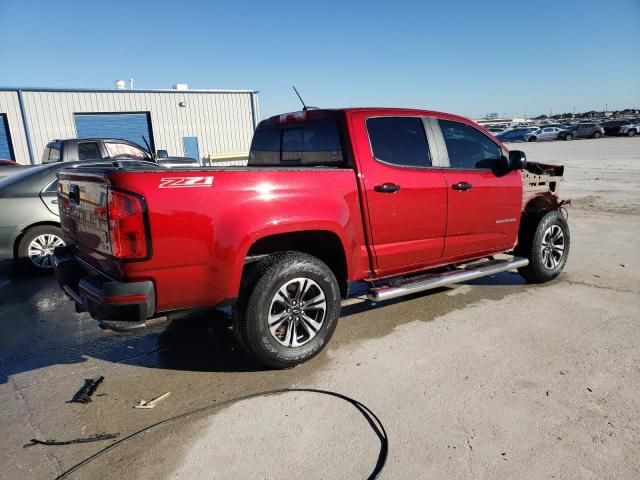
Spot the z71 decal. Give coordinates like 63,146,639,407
159,176,214,188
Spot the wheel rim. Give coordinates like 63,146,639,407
267,277,327,348
27,234,64,269
540,225,564,269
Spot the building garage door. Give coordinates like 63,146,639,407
74,112,154,150
0,114,14,160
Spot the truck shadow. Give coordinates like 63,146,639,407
0,265,531,382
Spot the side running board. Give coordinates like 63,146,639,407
366,257,529,302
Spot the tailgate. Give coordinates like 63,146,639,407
57,170,116,274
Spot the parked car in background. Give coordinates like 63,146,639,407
0,160,30,179
156,156,201,167
557,123,604,140
486,127,509,136
42,138,148,163
0,159,159,273
41,138,198,166
496,127,540,142
604,120,639,137
524,127,566,142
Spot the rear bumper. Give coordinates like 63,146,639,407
52,246,160,332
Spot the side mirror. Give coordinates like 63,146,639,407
156,149,168,158
508,150,527,170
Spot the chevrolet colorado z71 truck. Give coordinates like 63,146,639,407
53,108,570,368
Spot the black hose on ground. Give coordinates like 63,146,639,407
55,388,388,480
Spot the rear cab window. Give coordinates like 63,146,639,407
249,117,344,167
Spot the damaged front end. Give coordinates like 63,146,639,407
522,161,570,213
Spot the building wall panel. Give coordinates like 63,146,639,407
8,89,255,164
0,91,30,163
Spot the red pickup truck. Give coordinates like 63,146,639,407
53,108,570,368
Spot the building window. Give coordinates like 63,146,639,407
74,112,154,151
0,114,15,161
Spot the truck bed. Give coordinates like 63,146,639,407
57,166,369,312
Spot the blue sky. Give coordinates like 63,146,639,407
1,0,638,119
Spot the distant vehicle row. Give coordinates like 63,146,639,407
489,119,639,142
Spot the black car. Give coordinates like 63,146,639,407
603,120,639,137
41,138,198,165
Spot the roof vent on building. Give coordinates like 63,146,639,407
114,80,126,90
173,83,189,91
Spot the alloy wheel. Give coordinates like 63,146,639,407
27,234,64,269
267,277,327,347
540,225,564,269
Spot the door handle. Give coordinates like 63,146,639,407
374,183,401,193
452,182,472,191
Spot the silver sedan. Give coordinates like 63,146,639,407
0,159,158,273
524,127,565,142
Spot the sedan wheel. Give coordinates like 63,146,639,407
17,225,65,274
28,234,64,269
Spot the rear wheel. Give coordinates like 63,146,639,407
628,129,637,137
527,136,537,142
17,225,65,274
517,211,570,284
592,131,602,139
233,252,341,369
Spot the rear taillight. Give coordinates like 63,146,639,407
108,190,149,259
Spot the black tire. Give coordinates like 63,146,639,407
592,131,602,139
516,211,570,284
233,252,341,369
527,136,537,142
16,225,65,274
564,133,573,141
628,129,637,137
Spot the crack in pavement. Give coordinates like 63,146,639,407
12,377,64,476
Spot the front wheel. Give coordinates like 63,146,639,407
592,131,602,139
517,211,570,284
564,134,573,141
233,252,341,369
628,129,637,137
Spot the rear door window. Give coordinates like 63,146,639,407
78,142,102,160
439,119,502,169
366,117,431,167
249,120,344,166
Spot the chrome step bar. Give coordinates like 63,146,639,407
366,257,529,302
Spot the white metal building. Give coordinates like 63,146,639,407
0,87,259,165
